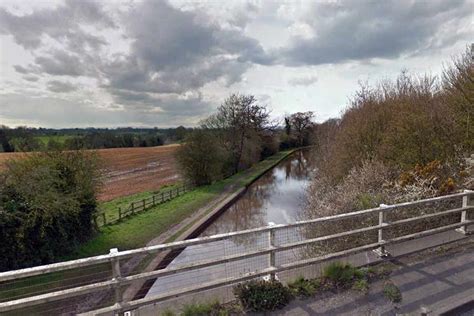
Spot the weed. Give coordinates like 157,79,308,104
353,279,369,293
323,262,362,288
288,276,320,297
234,279,293,312
383,281,402,303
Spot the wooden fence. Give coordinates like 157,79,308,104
93,183,192,227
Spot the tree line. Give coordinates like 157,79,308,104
176,93,315,185
0,126,190,152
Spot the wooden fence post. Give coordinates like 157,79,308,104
118,207,122,221
152,195,156,206
373,204,389,257
142,199,146,211
131,202,135,214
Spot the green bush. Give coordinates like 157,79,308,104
353,279,369,293
288,276,320,297
323,262,363,288
0,151,102,271
383,282,402,303
234,279,293,312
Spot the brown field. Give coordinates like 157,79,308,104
0,144,181,201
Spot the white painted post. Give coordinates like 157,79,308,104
456,190,472,235
373,204,390,257
109,248,123,308
267,222,276,281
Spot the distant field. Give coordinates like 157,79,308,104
35,135,76,145
0,144,181,201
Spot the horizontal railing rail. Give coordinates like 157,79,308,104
0,190,472,314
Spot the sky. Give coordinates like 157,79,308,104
0,0,472,128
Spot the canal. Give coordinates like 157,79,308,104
146,149,315,297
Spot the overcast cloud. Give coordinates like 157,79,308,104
0,0,472,128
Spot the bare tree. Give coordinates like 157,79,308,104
203,94,275,173
286,111,315,147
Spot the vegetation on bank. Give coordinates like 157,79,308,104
306,48,473,255
74,150,294,258
0,151,102,272
176,93,314,186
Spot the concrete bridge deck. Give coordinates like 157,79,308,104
274,236,474,316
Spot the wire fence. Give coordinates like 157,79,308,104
0,191,472,315
93,183,193,227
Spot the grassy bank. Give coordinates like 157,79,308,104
74,149,295,258
97,183,181,224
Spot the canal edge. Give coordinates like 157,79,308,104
129,148,299,300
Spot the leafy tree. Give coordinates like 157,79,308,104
0,151,102,270
175,129,227,185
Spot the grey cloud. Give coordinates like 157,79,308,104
101,0,273,97
23,75,40,82
0,0,114,51
13,65,30,74
35,51,88,77
278,0,473,66
288,76,318,86
0,93,210,127
108,89,213,117
47,80,77,93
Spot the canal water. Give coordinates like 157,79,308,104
146,149,315,297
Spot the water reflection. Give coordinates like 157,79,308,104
204,149,314,235
146,149,315,297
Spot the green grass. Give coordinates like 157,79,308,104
73,150,295,258
35,135,75,145
97,183,180,223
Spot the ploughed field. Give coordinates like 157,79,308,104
0,144,181,201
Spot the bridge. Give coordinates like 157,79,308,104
0,190,472,315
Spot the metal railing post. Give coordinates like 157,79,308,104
267,222,276,281
456,190,472,235
373,204,390,257
109,248,123,310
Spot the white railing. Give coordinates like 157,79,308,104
0,191,472,315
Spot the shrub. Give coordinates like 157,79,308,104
323,262,363,288
233,279,293,312
353,279,369,293
0,150,102,270
175,129,228,186
288,276,319,297
383,282,402,303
